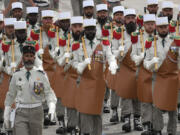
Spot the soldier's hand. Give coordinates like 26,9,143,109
48,102,56,121
3,106,11,129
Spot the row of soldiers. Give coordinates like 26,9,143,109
0,0,180,135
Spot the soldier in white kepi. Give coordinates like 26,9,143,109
3,44,57,135
83,0,95,19
146,0,159,15
26,7,39,38
11,2,24,21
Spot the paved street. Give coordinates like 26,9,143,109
47,0,180,134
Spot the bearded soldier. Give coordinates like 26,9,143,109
160,1,173,22
26,7,39,38
60,16,84,135
11,2,24,21
96,4,111,113
73,18,117,135
0,13,4,130
136,14,156,135
54,12,71,134
83,0,94,19
143,17,179,135
106,6,124,123
146,0,159,15
112,9,143,132
0,18,17,127
3,44,57,135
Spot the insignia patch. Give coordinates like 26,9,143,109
33,82,44,95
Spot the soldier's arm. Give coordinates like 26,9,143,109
4,74,17,107
42,72,57,105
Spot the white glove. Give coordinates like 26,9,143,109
3,106,11,129
37,49,44,56
109,61,118,75
64,52,71,59
119,46,125,52
10,62,16,69
113,50,120,58
57,52,71,66
84,58,91,65
77,58,91,74
48,102,56,121
144,57,159,70
133,53,144,66
55,47,59,53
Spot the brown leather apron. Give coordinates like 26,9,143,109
75,44,106,115
115,47,137,99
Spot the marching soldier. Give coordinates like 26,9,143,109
26,7,39,38
83,0,95,19
96,4,111,113
3,44,57,135
73,18,117,135
107,5,124,123
0,13,4,130
146,0,159,15
0,18,16,129
113,9,143,132
136,14,156,135
60,16,84,134
54,12,71,134
11,2,24,21
143,17,178,135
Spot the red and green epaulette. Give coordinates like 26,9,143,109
30,29,40,41
113,27,121,40
145,37,154,49
131,32,139,44
2,40,11,53
137,15,143,27
169,20,176,33
72,41,80,51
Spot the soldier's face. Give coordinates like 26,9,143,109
147,4,158,14
113,12,124,24
15,29,27,43
59,19,70,32
0,21,4,32
71,24,83,40
42,17,53,28
144,21,156,34
84,26,96,41
5,26,15,38
27,13,38,26
125,15,136,24
162,8,173,21
157,25,169,38
84,6,94,18
23,53,35,69
12,8,23,21
97,10,108,18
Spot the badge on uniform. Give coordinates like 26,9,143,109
93,50,104,63
33,81,44,95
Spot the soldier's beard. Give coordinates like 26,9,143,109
97,16,107,26
29,19,37,26
72,31,81,41
125,22,137,35
159,33,168,38
16,35,27,44
86,32,96,41
24,60,34,69
85,12,93,18
115,19,124,25
167,15,173,22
